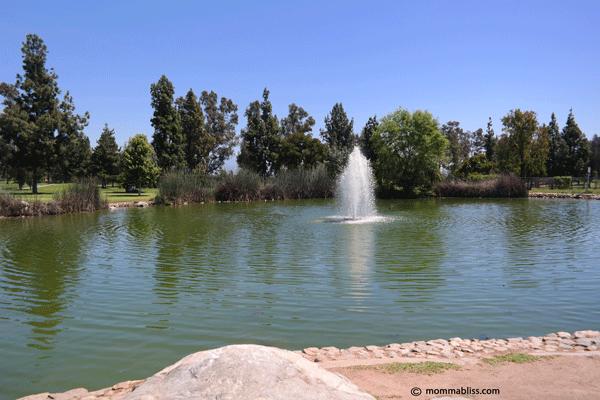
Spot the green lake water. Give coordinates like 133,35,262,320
1,198,599,398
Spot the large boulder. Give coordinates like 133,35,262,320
124,344,374,400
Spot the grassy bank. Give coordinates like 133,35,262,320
434,174,528,198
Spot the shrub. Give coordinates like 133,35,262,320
455,154,494,177
273,164,335,199
155,171,208,205
434,173,527,198
554,176,572,190
214,169,262,202
54,178,108,213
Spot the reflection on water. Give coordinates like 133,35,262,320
1,198,599,399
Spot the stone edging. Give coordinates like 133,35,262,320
528,192,600,200
17,330,600,400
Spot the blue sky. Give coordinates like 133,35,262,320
1,0,599,169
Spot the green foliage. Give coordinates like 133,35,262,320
176,89,211,173
280,103,315,136
320,103,354,175
482,353,547,366
359,116,378,162
0,34,90,193
237,88,281,176
371,107,448,197
561,109,591,176
434,174,527,198
271,164,335,199
277,131,327,170
155,171,208,205
554,176,572,189
54,178,108,212
92,124,121,188
352,362,461,375
484,117,497,161
121,134,160,191
201,90,239,174
591,134,600,177
151,75,185,170
455,154,494,177
441,121,470,173
214,169,262,202
495,110,549,176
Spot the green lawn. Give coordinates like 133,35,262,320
1,182,158,204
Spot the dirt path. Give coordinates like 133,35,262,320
326,352,600,400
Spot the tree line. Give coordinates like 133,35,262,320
1,35,599,198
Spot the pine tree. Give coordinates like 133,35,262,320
484,117,497,161
176,89,212,173
360,116,378,162
92,124,121,188
237,88,281,176
150,75,185,170
561,109,590,176
121,134,160,194
0,34,90,193
546,112,567,176
320,103,354,175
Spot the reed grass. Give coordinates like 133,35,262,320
434,174,527,198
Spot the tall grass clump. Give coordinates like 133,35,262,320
214,169,262,202
155,171,208,205
271,164,335,199
0,191,29,217
54,178,108,213
434,173,527,198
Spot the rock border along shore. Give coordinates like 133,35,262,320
18,330,600,400
528,192,600,200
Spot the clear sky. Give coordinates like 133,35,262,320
1,0,599,169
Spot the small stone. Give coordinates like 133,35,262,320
471,345,484,351
426,350,440,356
411,347,422,353
559,344,573,350
441,353,456,358
557,331,572,339
405,352,416,358
545,333,559,339
372,351,385,359
586,345,598,351
507,337,523,343
527,336,543,346
365,345,380,352
461,348,474,353
385,351,398,358
303,347,319,356
483,348,495,354
314,356,324,362
574,330,600,338
545,346,558,352
385,343,401,351
449,340,461,348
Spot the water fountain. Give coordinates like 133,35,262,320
334,146,377,222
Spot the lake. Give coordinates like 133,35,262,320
1,198,599,398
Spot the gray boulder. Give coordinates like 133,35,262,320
124,344,374,400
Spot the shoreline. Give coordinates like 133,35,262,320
17,329,600,400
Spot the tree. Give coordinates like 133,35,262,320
121,134,160,194
360,116,378,162
470,128,485,156
175,89,212,173
561,109,590,176
545,112,567,176
280,103,315,136
371,107,448,196
53,91,91,181
590,134,600,178
484,117,497,161
200,90,238,174
0,34,88,193
277,131,327,170
237,88,281,176
320,103,354,175
455,153,494,177
92,123,121,188
150,75,185,170
441,121,470,174
498,109,549,176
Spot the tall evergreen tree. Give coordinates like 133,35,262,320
200,90,238,174
237,88,281,176
546,112,567,176
0,34,88,193
360,116,378,163
150,75,185,170
561,109,590,176
484,117,497,161
470,128,485,156
92,123,121,188
590,134,600,178
176,89,212,173
320,103,354,175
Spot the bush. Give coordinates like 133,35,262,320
155,171,208,205
272,164,335,199
214,169,262,202
554,176,572,190
434,173,527,198
54,178,108,213
455,154,495,177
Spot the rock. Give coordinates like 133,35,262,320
557,331,572,339
365,345,379,352
16,393,50,400
574,330,600,338
574,338,594,347
123,345,374,400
